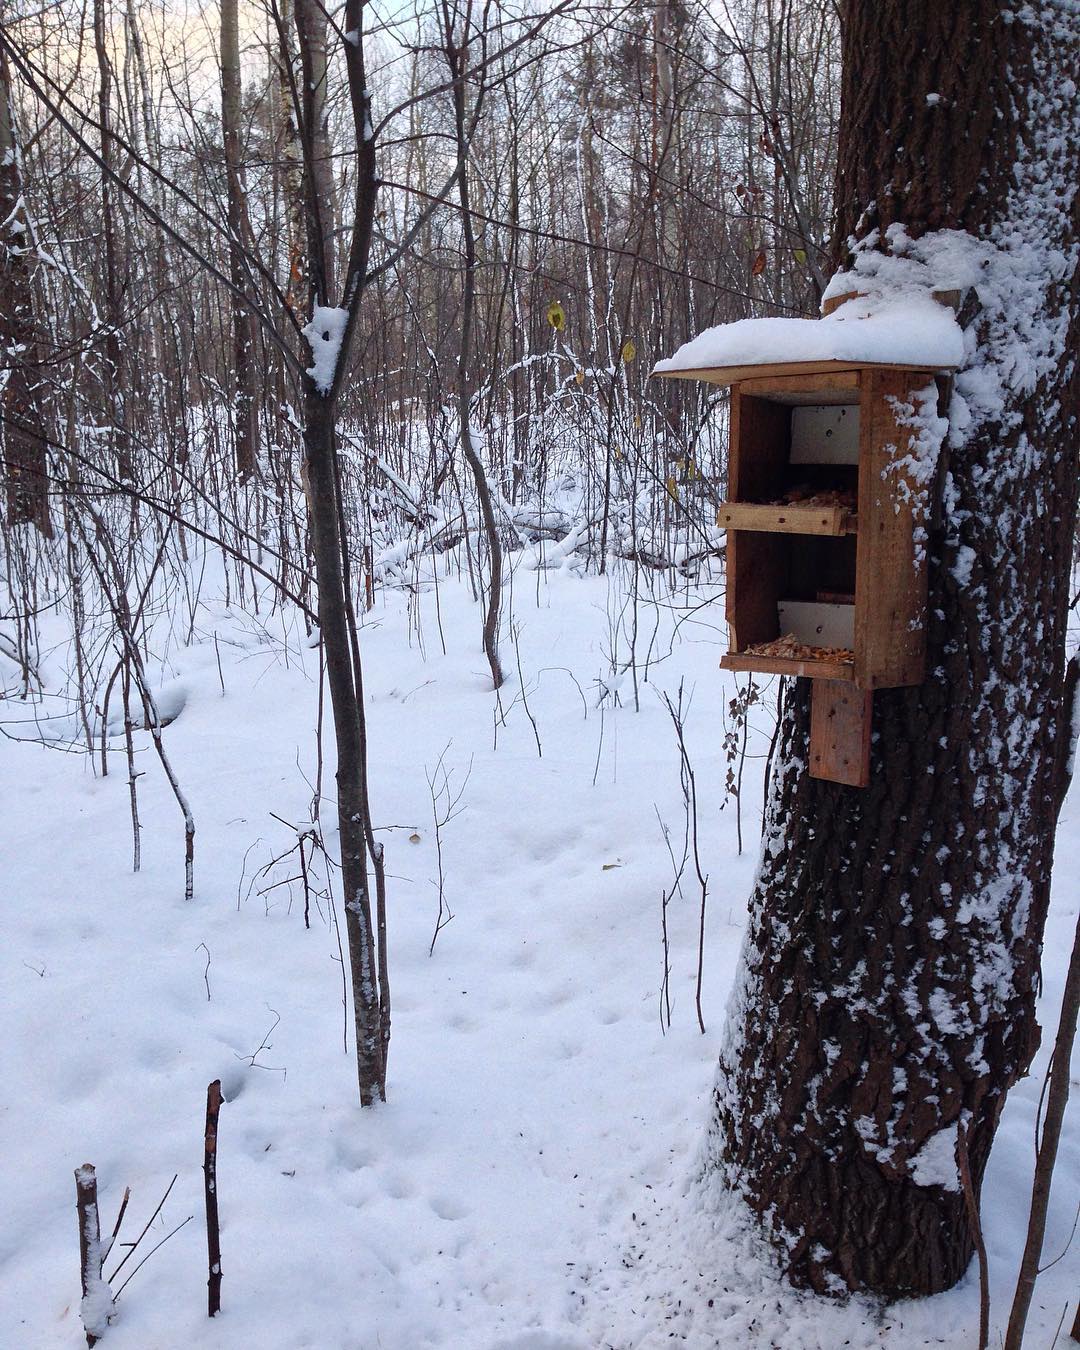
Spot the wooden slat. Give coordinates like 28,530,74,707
738,370,861,403
653,359,951,390
809,679,873,787
717,502,855,536
821,291,863,317
854,370,932,690
721,652,854,682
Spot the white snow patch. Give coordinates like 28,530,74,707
909,1125,961,1192
302,305,349,394
653,294,963,375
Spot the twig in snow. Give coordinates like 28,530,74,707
234,1007,286,1079
957,1120,989,1350
112,1216,193,1300
662,684,709,1034
1005,679,1080,1349
196,943,211,1001
204,1080,223,1316
425,745,472,956
100,1187,131,1265
106,1173,178,1283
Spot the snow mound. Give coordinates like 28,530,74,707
653,294,964,377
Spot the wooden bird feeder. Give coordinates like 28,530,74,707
654,298,957,787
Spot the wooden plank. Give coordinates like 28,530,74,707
823,289,961,317
717,502,854,536
854,370,932,689
738,370,861,405
722,652,854,682
653,359,952,390
821,291,863,317
810,680,872,787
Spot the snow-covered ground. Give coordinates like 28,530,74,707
2,560,1078,1348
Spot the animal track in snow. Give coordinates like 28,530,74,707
383,1172,416,1200
430,1194,468,1221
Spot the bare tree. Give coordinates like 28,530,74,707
221,0,259,478
0,32,51,535
441,0,505,689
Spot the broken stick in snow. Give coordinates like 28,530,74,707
75,1164,111,1346
204,1080,223,1316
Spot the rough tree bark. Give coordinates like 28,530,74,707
220,0,259,479
92,0,131,482
708,0,1080,1299
0,36,51,535
275,0,305,319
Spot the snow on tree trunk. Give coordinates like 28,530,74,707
707,0,1080,1298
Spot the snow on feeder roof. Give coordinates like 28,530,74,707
652,294,964,387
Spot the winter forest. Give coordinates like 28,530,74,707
2,0,1079,1346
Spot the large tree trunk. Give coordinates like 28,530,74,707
708,0,1080,1299
0,40,51,536
221,0,259,479
92,0,131,482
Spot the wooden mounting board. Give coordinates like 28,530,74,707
722,652,854,682
810,679,872,787
718,502,855,536
653,359,951,390
853,369,932,689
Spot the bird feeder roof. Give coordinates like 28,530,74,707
652,295,963,388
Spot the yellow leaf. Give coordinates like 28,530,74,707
575,369,585,386
621,339,636,364
794,248,807,264
665,475,679,501
546,300,566,331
